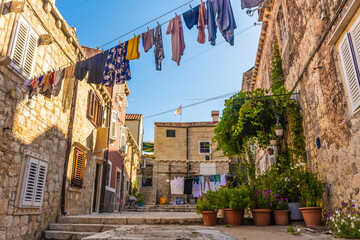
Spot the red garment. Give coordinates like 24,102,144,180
49,71,55,85
198,2,206,44
166,16,186,65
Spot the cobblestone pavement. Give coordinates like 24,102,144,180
83,224,337,240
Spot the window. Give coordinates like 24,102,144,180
118,125,127,152
20,157,47,207
71,148,86,187
87,90,104,127
105,162,112,187
166,129,175,137
10,16,38,78
110,110,117,140
142,165,153,187
338,18,360,112
199,141,210,154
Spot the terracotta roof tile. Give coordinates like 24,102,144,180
154,122,218,127
126,114,143,120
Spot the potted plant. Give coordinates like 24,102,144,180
217,187,229,219
250,187,273,226
225,186,250,226
299,171,326,226
136,191,146,207
274,124,284,137
195,191,218,226
269,139,277,145
272,196,289,225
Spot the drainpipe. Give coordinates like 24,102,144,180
99,87,113,213
60,72,79,215
186,127,189,178
291,0,348,92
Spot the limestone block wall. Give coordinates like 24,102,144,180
154,126,187,160
251,0,360,209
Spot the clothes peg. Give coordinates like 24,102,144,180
133,33,136,38
118,40,121,45
175,12,177,16
157,21,160,26
101,48,104,53
147,27,150,31
189,4,193,11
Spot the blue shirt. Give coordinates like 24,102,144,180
182,5,200,30
216,0,237,46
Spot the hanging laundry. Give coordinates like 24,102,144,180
40,72,52,98
166,15,186,65
171,177,184,194
184,178,193,194
214,174,221,190
220,174,226,186
216,0,237,46
197,2,207,44
141,29,154,53
192,182,202,198
182,5,200,30
103,43,131,86
154,25,165,71
241,0,264,9
126,35,140,60
62,64,75,111
116,42,131,84
75,51,108,84
209,175,215,191
203,179,210,193
206,0,217,46
52,68,65,96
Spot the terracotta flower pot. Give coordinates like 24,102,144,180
299,207,322,226
251,209,272,226
224,209,244,226
273,210,290,225
201,211,218,226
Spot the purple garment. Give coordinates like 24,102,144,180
216,0,237,46
166,16,186,65
206,0,217,46
52,68,65,96
141,29,154,53
241,0,264,9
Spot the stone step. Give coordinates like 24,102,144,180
57,215,202,225
49,223,119,232
43,230,98,240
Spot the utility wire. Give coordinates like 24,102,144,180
132,24,256,90
97,0,194,49
143,90,241,119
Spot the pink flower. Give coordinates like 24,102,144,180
269,190,272,193
281,198,283,200
270,203,273,206
279,201,281,204
265,198,267,201
285,198,288,201
274,194,277,197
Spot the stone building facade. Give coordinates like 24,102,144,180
246,0,360,209
142,111,231,204
0,0,111,239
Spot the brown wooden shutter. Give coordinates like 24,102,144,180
97,104,104,127
87,91,95,120
72,148,86,187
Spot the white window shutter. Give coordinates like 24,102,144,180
23,29,38,77
21,158,38,206
33,161,47,207
119,126,127,152
339,35,360,112
110,111,117,140
11,19,29,69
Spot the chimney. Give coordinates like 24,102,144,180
211,111,219,123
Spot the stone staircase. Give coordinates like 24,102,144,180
43,212,202,240
124,204,196,212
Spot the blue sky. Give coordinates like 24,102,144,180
56,0,261,141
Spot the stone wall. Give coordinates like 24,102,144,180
250,0,360,209
0,0,111,238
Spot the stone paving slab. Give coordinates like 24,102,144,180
82,224,338,240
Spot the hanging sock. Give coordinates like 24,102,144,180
182,5,200,30
126,35,140,60
141,29,154,53
166,15,186,65
154,25,165,71
197,2,206,44
206,0,217,46
216,0,237,46
241,0,264,9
